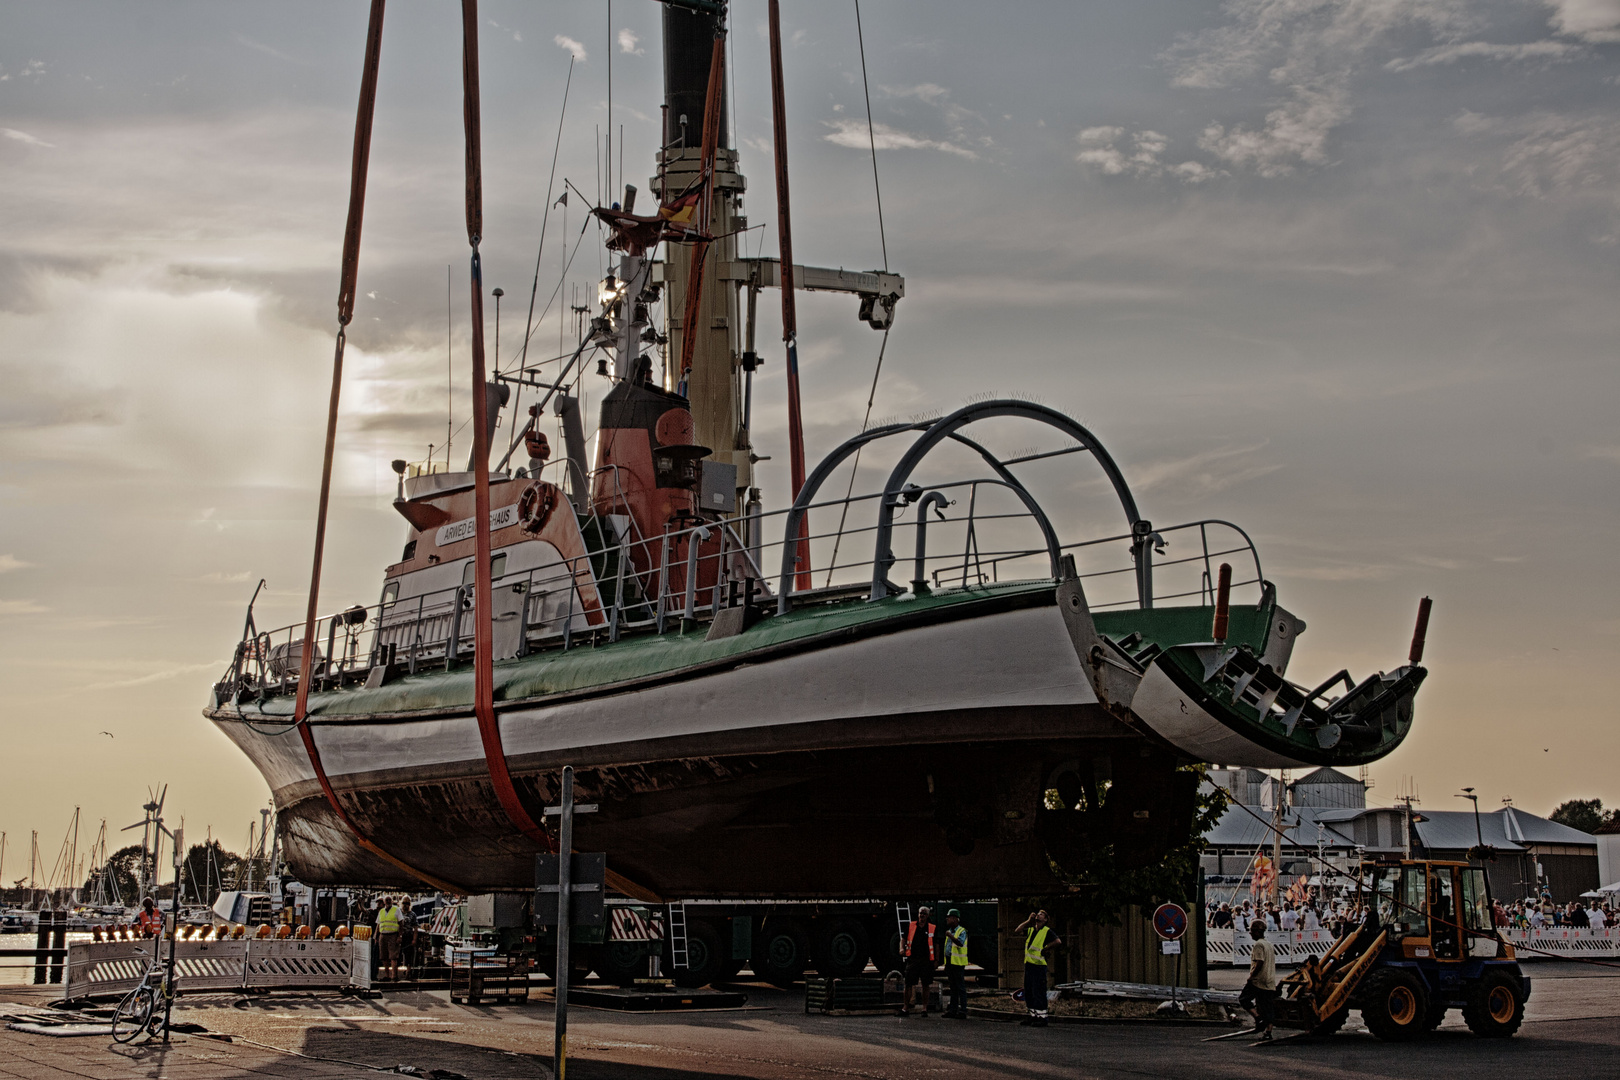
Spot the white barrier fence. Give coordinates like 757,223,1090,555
1206,925,1620,966
65,938,371,1002
1205,928,1338,967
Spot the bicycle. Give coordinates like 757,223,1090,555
111,951,178,1044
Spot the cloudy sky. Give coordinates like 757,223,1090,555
3,0,1619,878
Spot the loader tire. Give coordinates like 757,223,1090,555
1360,969,1429,1042
1462,970,1524,1039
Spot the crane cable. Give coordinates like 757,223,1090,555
824,0,891,587
290,0,462,895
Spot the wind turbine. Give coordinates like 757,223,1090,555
121,785,172,899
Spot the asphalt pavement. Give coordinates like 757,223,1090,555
2,960,1617,1079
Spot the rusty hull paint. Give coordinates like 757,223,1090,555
272,720,1143,896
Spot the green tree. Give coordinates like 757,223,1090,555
1550,799,1608,835
181,841,239,906
85,844,146,904
1029,764,1229,926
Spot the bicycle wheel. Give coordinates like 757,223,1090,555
112,985,156,1043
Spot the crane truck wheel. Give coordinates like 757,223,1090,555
1359,969,1429,1042
596,940,651,986
815,917,871,978
753,917,811,988
667,918,724,989
1462,970,1525,1038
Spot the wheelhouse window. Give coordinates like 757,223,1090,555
462,553,509,587
381,581,400,607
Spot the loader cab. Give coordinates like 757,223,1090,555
1363,859,1509,963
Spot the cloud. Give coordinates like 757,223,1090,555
233,33,305,66
822,118,976,159
617,28,643,55
1165,0,1475,176
554,35,587,60
1547,0,1620,42
196,570,254,584
1126,442,1282,497
0,599,50,616
488,19,522,43
2,127,54,148
1075,126,1216,182
1386,40,1584,71
84,660,226,691
1454,110,1620,201
0,555,32,573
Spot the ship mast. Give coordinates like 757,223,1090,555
658,3,750,508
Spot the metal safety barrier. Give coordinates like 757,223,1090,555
64,938,372,1002
1504,926,1620,959
1205,928,1337,967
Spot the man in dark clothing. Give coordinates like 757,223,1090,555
901,906,938,1016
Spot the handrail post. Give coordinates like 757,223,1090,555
713,523,728,612
1131,519,1156,609
657,525,672,633
449,585,465,664
911,492,949,595
518,568,535,658
682,526,711,633
563,557,575,651
610,525,628,642
409,595,424,675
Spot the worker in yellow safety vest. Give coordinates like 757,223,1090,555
1013,909,1062,1027
942,908,971,1019
375,896,404,981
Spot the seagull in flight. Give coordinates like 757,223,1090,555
100,731,114,738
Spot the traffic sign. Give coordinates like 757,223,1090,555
1152,902,1188,941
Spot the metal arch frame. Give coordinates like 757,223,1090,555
775,400,1145,609
775,420,1055,611
865,401,1143,602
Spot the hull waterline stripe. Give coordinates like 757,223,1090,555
289,0,464,896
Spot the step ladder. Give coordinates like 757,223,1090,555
894,901,913,945
667,902,689,970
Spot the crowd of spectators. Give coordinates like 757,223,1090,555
1209,893,1618,936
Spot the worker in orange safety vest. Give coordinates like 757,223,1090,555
901,905,938,1017
135,896,165,939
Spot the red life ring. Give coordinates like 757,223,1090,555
517,481,560,535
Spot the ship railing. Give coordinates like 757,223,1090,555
920,517,1265,611
216,486,1264,702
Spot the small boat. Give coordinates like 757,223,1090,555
204,4,1427,899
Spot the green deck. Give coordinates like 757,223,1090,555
242,580,1270,721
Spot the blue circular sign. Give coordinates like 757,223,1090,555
1152,902,1188,941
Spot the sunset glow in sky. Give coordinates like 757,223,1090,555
3,0,1619,873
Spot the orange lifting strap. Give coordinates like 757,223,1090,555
290,0,460,896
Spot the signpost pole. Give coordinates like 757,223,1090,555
164,827,182,1044
554,766,574,1080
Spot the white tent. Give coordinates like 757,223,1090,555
1579,881,1620,898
